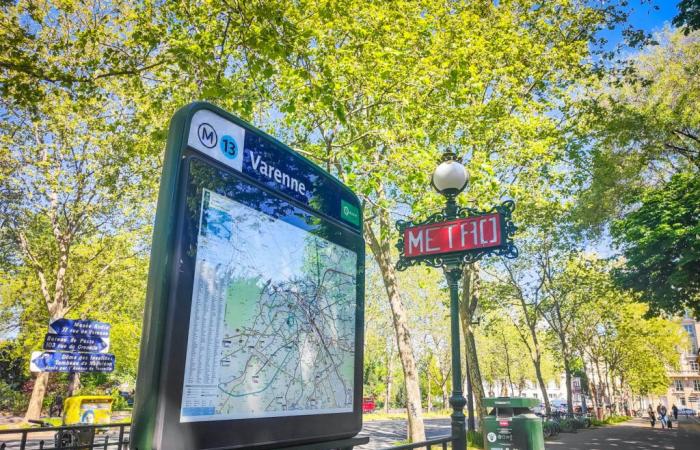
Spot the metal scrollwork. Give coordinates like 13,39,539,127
395,200,518,271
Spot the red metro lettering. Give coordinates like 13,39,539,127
404,214,502,258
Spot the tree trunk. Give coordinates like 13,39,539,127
533,354,551,414
24,372,50,420
25,309,67,420
460,264,487,429
563,359,573,414
442,382,449,410
365,210,425,443
466,330,486,421
502,332,515,396
427,375,432,413
67,372,81,397
385,355,393,414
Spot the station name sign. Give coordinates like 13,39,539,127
186,109,361,230
403,213,502,257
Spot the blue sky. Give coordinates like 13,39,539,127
602,0,680,48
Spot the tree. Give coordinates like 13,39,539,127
573,28,699,231
569,258,685,414
539,253,601,414
0,92,153,419
489,253,553,414
611,172,700,318
674,0,700,34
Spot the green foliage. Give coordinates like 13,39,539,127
0,340,28,388
573,28,700,233
0,380,28,414
111,391,131,411
612,172,700,318
591,415,632,426
674,0,700,34
467,430,483,448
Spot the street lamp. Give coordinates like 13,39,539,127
395,151,518,450
432,151,469,450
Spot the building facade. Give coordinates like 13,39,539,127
660,316,700,410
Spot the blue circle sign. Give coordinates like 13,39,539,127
220,135,238,160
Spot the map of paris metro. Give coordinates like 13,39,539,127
130,103,365,450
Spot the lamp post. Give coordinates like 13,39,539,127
395,152,518,450
431,152,469,450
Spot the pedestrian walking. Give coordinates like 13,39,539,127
648,405,656,427
672,404,678,420
658,403,668,429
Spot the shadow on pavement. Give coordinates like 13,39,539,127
546,416,700,450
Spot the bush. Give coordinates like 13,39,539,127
590,415,631,426
111,391,130,411
467,430,483,448
559,418,577,433
0,380,29,415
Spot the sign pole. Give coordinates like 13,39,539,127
395,151,518,449
445,265,467,450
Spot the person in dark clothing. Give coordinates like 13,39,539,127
672,404,678,420
648,405,656,427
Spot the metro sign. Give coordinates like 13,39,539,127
395,200,517,271
403,213,502,257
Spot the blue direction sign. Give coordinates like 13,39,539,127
48,319,110,338
43,334,110,353
30,351,115,373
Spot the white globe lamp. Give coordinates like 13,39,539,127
431,153,469,196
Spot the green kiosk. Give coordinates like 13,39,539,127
130,103,366,449
483,397,544,450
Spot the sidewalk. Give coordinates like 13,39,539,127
546,416,700,450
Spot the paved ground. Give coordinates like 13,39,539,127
356,416,700,450
2,415,698,449
546,416,700,450
357,418,452,449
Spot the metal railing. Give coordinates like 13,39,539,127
0,422,455,450
382,435,455,450
0,423,129,450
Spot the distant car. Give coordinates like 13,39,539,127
362,397,376,413
678,407,696,416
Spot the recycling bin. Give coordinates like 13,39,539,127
483,397,544,450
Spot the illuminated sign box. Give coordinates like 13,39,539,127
403,213,502,257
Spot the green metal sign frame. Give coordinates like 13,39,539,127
130,102,365,450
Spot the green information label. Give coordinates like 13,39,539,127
341,199,360,226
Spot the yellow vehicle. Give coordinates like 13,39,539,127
51,396,114,449
62,395,113,425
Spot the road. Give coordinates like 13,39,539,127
357,418,452,449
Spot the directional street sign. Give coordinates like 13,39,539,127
48,319,111,338
30,351,115,373
43,334,110,353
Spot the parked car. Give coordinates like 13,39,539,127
678,407,697,417
362,397,376,413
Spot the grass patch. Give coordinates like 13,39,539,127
0,422,35,430
591,415,632,426
362,412,408,422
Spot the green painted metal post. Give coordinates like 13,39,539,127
443,194,467,450
446,266,466,450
